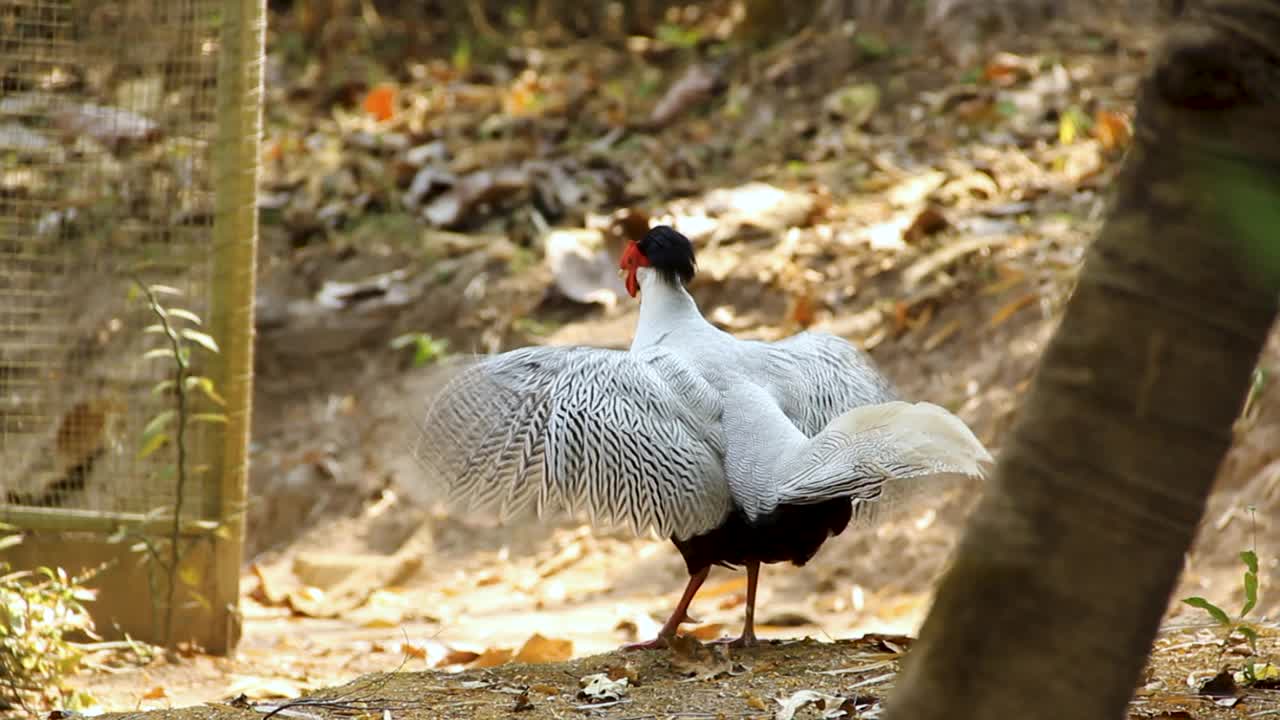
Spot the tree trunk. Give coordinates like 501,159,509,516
885,3,1280,719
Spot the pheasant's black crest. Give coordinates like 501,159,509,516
639,225,697,287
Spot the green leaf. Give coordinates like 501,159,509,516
141,410,175,439
136,431,168,460
1244,368,1268,417
148,284,183,296
187,588,212,611
854,31,890,59
179,564,202,587
151,379,176,395
166,308,202,325
1241,550,1259,575
185,376,226,406
1238,625,1260,653
143,323,167,334
1242,571,1259,617
1182,596,1232,626
391,332,449,367
190,413,229,424
180,328,220,353
0,534,23,552
142,347,176,360
451,36,471,72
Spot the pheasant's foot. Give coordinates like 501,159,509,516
710,631,759,648
621,635,670,651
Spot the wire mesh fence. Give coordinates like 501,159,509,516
0,0,261,652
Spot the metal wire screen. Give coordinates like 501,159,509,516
0,0,233,524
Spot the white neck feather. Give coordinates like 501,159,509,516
630,267,706,349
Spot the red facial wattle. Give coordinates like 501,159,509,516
619,241,649,298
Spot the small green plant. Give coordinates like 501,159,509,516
451,36,472,72
853,31,891,59
390,332,449,367
128,280,228,649
655,23,702,49
1182,516,1272,685
1242,367,1269,421
1182,548,1261,650
0,527,101,714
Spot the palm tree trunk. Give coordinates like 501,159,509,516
885,3,1280,718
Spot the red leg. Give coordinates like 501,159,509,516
716,561,760,648
623,567,710,650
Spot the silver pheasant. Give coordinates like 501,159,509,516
416,225,991,648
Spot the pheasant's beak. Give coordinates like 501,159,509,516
619,242,648,298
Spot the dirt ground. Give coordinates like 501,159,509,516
92,632,1280,720
39,6,1280,719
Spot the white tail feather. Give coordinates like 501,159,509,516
773,401,993,520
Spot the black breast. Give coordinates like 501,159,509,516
672,499,853,576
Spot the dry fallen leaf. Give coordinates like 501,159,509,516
858,633,914,654
399,641,427,659
988,292,1039,328
399,639,449,667
687,623,728,641
578,673,629,702
248,563,294,606
1093,109,1132,152
699,576,749,598
141,687,169,701
471,647,514,668
983,51,1034,87
442,647,482,665
616,610,665,642
362,85,397,122
774,689,853,720
422,167,530,228
904,205,949,243
718,593,746,611
514,633,573,664
647,61,725,129
285,586,336,618
787,292,817,329
607,661,640,684
350,589,415,628
544,229,627,308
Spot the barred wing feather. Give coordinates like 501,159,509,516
415,345,731,541
759,332,898,435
